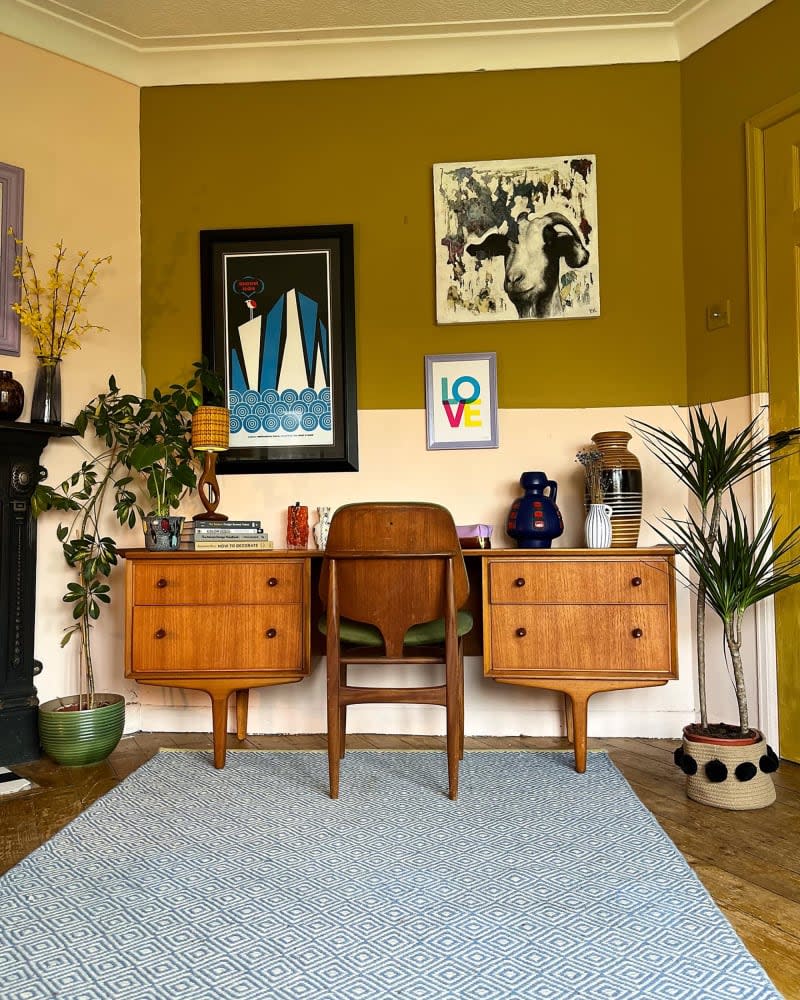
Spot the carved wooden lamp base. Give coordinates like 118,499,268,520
191,405,230,522
193,451,228,521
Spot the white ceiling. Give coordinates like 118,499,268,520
0,0,773,85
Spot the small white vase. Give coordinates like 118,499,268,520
313,506,332,549
585,503,613,548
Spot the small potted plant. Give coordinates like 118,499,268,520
126,383,211,550
631,406,800,809
32,361,222,764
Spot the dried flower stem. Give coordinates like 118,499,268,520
576,447,604,504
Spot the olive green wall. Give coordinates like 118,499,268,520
140,64,685,408
681,0,800,404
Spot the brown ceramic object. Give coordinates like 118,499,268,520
0,370,24,421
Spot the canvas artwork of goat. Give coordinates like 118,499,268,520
433,155,599,324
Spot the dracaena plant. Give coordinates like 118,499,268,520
32,360,223,707
630,405,799,736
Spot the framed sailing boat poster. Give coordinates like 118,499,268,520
200,225,358,473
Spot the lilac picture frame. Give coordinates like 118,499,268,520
0,161,24,357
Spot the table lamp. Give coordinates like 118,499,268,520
191,405,230,521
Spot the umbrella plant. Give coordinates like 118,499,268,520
32,361,223,707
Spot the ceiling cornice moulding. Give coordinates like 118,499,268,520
0,0,774,87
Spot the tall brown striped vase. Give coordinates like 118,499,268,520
591,431,642,548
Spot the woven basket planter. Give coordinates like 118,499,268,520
675,727,778,810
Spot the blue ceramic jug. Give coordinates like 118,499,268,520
506,471,564,549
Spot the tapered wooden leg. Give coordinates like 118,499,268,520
567,692,590,774
445,653,460,800
457,642,465,760
327,659,341,798
563,692,574,742
339,664,347,758
210,693,230,769
235,689,249,741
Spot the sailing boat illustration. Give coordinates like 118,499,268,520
229,287,333,443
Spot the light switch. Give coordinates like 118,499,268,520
706,300,731,331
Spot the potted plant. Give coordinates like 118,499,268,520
126,380,217,550
32,361,222,765
631,406,800,809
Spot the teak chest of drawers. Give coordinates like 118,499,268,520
122,550,311,767
478,547,678,771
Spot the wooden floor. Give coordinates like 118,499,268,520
2,733,799,998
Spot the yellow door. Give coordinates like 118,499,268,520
765,111,800,762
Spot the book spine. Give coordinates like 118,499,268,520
194,533,269,542
193,528,265,536
193,520,261,529
192,540,274,550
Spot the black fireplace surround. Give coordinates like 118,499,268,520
0,420,76,764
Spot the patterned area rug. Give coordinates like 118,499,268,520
0,749,780,999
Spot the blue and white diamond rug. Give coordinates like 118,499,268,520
0,749,781,999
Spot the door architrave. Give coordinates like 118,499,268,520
745,91,800,754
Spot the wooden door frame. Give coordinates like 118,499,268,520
745,91,800,753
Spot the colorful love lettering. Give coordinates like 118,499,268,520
441,399,482,428
440,375,481,404
463,402,482,427
442,401,465,427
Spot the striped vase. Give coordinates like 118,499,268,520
591,431,642,548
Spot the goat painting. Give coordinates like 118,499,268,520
433,156,599,324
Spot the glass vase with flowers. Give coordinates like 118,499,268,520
10,234,111,423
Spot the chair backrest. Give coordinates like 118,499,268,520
319,502,469,656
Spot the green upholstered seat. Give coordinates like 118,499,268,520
319,610,473,647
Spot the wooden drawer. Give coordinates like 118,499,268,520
130,605,303,672
488,604,673,676
131,560,303,606
488,558,670,605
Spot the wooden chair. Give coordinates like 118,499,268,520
319,502,473,800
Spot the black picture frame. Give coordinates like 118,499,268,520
200,224,358,474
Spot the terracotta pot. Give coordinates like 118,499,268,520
682,724,758,746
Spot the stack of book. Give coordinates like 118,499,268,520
181,520,273,551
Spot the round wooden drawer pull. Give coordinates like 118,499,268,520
514,578,526,588
631,576,642,587
155,628,167,639
156,578,168,588
515,627,527,638
267,577,278,587
631,628,643,639
265,628,278,639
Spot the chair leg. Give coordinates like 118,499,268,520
445,650,461,800
458,641,465,760
340,663,348,759
327,658,342,799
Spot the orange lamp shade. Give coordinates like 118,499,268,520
192,405,230,452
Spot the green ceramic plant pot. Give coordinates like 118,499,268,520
38,693,125,766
